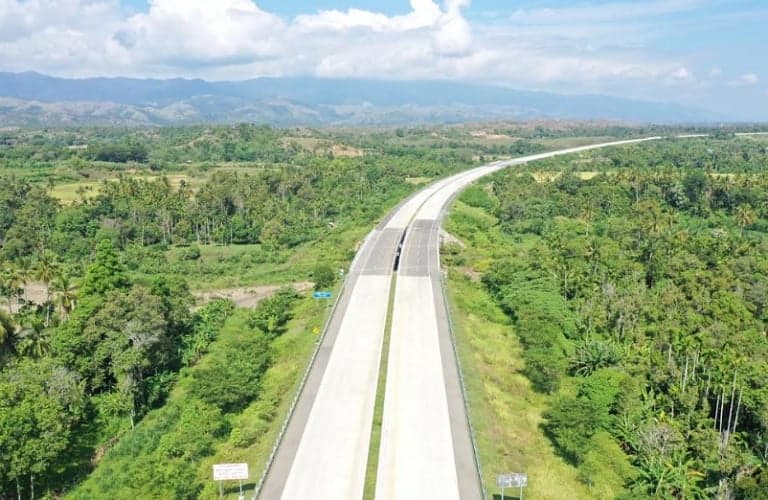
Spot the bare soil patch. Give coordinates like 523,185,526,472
193,282,314,309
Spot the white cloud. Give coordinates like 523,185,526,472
507,0,702,25
728,73,759,87
294,0,441,32
432,0,473,56
666,66,694,84
117,0,285,66
0,0,737,105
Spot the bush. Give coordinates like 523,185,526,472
189,332,272,413
460,185,497,211
734,467,768,499
524,345,567,393
248,287,299,336
570,339,625,376
543,396,610,464
181,244,201,261
312,263,336,291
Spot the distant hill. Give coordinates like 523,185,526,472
0,71,719,126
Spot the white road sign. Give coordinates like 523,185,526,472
497,473,527,488
213,463,249,481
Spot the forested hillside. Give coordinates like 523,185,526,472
0,123,485,498
445,136,768,498
2,124,766,498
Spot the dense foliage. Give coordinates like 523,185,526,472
0,123,480,498
456,143,768,497
3,124,765,498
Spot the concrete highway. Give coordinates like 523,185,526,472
257,136,662,500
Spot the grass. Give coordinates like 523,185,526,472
163,225,369,292
68,293,330,499
443,198,594,499
196,295,332,499
362,274,397,499
49,174,199,204
446,272,592,499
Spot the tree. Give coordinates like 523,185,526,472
16,318,50,359
248,287,299,337
312,263,336,291
0,311,16,365
52,270,77,320
0,264,24,314
0,359,84,499
189,332,272,413
735,204,757,237
544,396,610,464
89,286,171,427
33,250,59,326
80,239,129,297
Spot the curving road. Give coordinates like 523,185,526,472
258,136,662,500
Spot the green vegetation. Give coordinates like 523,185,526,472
3,123,767,498
443,139,768,498
69,288,313,499
0,123,484,498
363,275,397,500
445,263,593,499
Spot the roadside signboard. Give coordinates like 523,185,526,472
497,473,527,499
313,291,332,299
213,463,248,481
497,473,527,488
213,463,249,499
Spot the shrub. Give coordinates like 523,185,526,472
189,333,272,413
312,263,336,291
543,396,610,464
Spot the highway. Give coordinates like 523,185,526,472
257,136,662,500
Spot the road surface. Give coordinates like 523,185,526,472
258,136,662,500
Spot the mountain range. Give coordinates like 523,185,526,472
0,71,721,127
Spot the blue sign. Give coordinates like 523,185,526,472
313,291,332,299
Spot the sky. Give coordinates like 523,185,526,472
1,0,766,120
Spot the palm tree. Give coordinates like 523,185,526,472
52,270,77,320
15,257,32,307
16,318,50,358
0,310,16,360
34,250,59,326
735,204,757,238
1,265,24,314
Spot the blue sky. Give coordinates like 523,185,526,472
1,0,767,120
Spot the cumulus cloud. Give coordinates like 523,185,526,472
0,0,707,97
294,0,441,32
116,0,285,66
728,73,759,87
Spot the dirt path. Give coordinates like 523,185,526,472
1,281,315,313
193,282,314,308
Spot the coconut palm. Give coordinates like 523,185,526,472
16,318,50,358
34,250,59,326
735,204,757,238
1,265,24,314
0,310,16,360
52,270,77,320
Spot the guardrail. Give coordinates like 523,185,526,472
252,276,348,499
439,270,488,500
